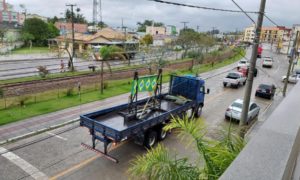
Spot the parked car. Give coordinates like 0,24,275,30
282,74,300,83
225,99,260,123
255,84,276,99
223,72,247,88
262,57,274,68
237,59,250,68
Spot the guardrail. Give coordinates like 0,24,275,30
220,82,300,180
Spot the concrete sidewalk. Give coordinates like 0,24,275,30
0,55,242,143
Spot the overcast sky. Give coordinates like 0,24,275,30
8,0,300,32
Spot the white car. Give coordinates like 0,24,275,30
223,72,247,88
282,74,300,83
262,57,274,68
225,99,260,123
237,59,250,68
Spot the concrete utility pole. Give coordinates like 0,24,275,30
66,4,76,71
240,0,266,128
181,21,189,29
283,31,299,97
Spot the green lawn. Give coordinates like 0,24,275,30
11,47,50,54
0,49,245,125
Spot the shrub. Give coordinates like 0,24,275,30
18,96,29,107
103,82,108,89
66,87,74,97
37,66,49,78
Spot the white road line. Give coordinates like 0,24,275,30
46,132,68,141
0,147,48,180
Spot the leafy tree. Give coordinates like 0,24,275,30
48,16,59,24
65,9,87,24
128,117,245,180
137,20,164,32
21,32,34,48
95,46,128,94
141,34,153,46
47,23,60,38
22,18,49,46
0,28,7,43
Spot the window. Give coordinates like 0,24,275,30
250,104,257,111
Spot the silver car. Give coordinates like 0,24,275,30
225,99,260,123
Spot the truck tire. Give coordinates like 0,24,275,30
195,105,203,118
157,126,167,141
144,130,157,149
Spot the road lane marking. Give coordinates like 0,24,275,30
49,141,128,180
0,147,48,180
47,132,68,141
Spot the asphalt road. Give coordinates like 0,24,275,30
0,44,295,180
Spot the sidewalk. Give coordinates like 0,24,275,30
0,55,242,143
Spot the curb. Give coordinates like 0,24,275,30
0,118,79,146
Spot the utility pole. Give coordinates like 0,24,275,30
240,0,266,129
197,25,200,32
66,4,76,71
211,27,216,38
181,21,189,29
283,31,299,97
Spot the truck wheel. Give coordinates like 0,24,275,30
195,105,203,118
144,131,157,149
157,126,167,141
185,108,194,119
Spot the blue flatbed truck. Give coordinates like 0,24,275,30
80,69,209,163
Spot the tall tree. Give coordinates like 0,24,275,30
65,9,87,24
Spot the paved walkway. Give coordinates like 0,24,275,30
0,56,241,142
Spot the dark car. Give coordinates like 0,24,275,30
255,84,276,99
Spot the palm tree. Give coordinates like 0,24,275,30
128,116,245,180
94,45,128,94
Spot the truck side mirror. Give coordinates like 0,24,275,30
207,89,210,94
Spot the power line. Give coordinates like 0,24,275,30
148,0,258,14
264,14,279,26
231,0,256,24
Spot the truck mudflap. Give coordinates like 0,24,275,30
81,143,119,163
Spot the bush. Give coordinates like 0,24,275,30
66,87,74,97
18,96,29,107
37,66,49,78
103,82,108,89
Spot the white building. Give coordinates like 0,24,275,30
243,24,255,43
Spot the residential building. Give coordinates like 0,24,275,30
166,25,177,36
0,0,23,25
51,27,135,56
26,14,48,22
153,34,176,46
260,26,291,43
146,26,166,36
55,22,88,35
243,24,255,43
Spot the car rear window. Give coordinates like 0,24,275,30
259,84,271,89
232,102,243,109
226,73,240,79
264,59,272,62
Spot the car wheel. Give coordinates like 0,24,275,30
223,83,227,87
243,81,246,85
144,130,157,149
157,126,167,141
255,92,258,97
195,105,203,118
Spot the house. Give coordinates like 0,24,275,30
153,34,176,46
243,24,255,43
55,22,88,35
146,26,166,36
51,27,137,57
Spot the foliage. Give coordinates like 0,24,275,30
141,34,153,46
21,18,60,46
47,23,60,38
37,66,49,78
48,16,59,24
21,32,34,47
66,87,74,97
137,20,164,32
65,9,87,24
18,96,30,107
0,28,7,43
128,116,246,180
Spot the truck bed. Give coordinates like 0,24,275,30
80,96,192,141
89,99,181,131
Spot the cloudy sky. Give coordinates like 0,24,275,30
8,0,300,32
